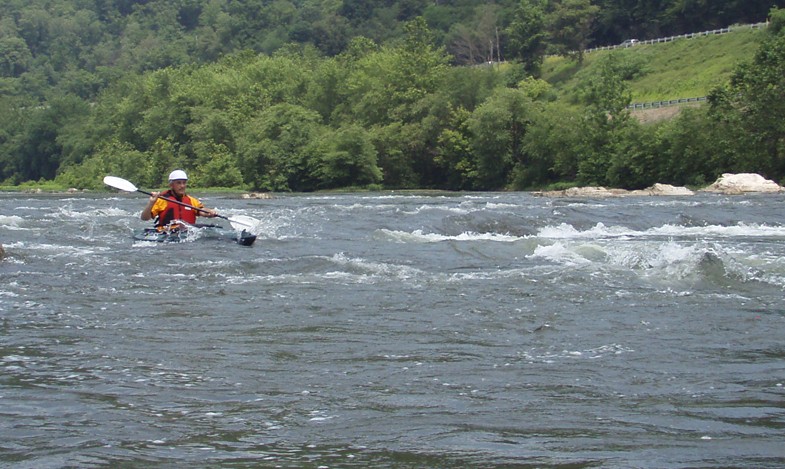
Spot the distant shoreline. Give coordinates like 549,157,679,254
2,173,781,197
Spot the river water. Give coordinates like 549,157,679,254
1,190,784,468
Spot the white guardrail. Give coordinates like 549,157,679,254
586,22,769,54
608,22,768,110
628,96,707,110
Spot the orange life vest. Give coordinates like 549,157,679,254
155,190,200,228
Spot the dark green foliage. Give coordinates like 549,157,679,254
466,87,535,190
1,94,91,183
518,101,581,187
434,106,475,190
653,107,723,187
506,0,548,76
575,53,634,186
192,142,244,188
592,0,785,45
547,0,600,63
55,139,149,189
2,1,785,190
369,123,419,189
236,103,324,192
712,7,785,179
307,125,382,190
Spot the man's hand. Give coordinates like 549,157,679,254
140,192,160,221
199,208,218,218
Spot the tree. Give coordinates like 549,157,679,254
653,107,724,187
55,139,148,190
306,125,382,189
445,4,503,65
0,96,27,183
133,68,194,150
0,36,32,77
389,17,450,122
712,7,785,180
521,101,582,186
445,23,483,65
8,95,91,182
547,0,600,63
16,7,52,57
305,55,349,122
236,103,324,191
604,121,657,189
368,123,419,189
192,141,244,188
507,0,548,76
339,0,376,23
335,17,450,188
467,87,534,190
440,65,503,112
145,138,180,188
308,13,352,56
576,53,634,186
435,105,476,190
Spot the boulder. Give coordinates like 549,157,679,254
564,186,624,197
630,183,694,196
701,173,783,194
536,186,627,197
242,192,273,199
0,244,4,260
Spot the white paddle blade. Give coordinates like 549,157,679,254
227,215,259,231
104,176,138,192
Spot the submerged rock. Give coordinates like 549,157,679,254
535,183,693,197
631,183,695,196
535,186,627,197
701,173,784,194
242,192,274,199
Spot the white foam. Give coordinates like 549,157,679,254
536,222,785,240
649,223,785,238
530,242,593,266
0,215,26,230
377,229,522,243
483,202,519,209
10,242,108,256
518,343,634,363
219,211,288,238
330,252,424,279
94,207,132,217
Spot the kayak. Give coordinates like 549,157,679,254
134,225,256,246
133,224,256,246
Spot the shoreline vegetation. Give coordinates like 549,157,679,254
2,4,783,194
2,173,781,198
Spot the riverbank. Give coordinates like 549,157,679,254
536,173,784,197
3,173,782,198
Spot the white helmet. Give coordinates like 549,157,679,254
168,169,188,181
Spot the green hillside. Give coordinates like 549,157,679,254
541,26,765,104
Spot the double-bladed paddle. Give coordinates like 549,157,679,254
103,175,257,231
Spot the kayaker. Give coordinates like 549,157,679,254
140,169,218,230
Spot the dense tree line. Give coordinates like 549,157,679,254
1,1,784,191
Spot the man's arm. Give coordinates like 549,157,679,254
141,192,160,220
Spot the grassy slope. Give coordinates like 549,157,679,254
1,28,767,192
541,26,765,104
